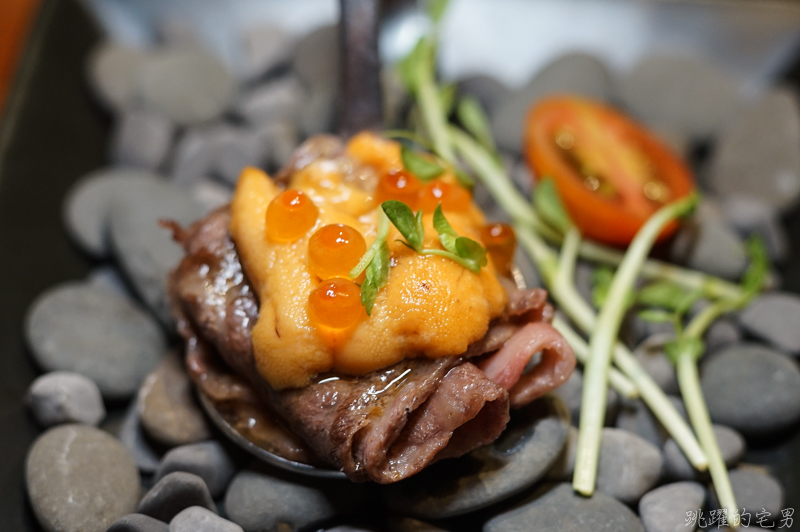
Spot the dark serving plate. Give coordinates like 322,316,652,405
2,1,800,530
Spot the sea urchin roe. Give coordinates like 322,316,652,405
419,181,471,213
308,224,367,280
308,278,364,330
345,131,403,174
376,170,421,208
481,223,516,276
266,190,318,242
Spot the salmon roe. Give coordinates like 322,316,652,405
308,278,364,329
376,170,422,209
266,190,318,242
308,224,367,280
481,223,516,276
418,181,471,213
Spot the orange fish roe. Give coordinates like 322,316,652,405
308,278,365,330
308,224,367,280
266,190,318,242
481,223,517,276
375,170,422,209
418,181,471,213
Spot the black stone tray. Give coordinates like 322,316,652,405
1,1,799,531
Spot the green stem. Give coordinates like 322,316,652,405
350,209,390,278
677,352,739,525
574,194,698,496
415,39,455,164
451,128,708,471
419,248,479,273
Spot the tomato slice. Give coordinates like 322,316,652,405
524,96,695,246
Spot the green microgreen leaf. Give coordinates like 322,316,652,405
453,167,474,188
638,308,675,324
439,83,457,116
361,239,390,315
430,204,487,272
591,266,614,309
455,236,488,268
382,129,434,151
426,0,450,24
433,204,456,237
534,177,573,235
382,200,424,252
397,38,433,93
742,236,769,296
637,281,703,315
401,145,445,182
457,96,495,152
665,337,705,365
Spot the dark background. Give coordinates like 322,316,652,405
1,1,799,531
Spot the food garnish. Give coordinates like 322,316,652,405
265,189,319,243
309,224,367,281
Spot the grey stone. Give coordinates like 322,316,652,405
213,126,270,185
62,168,160,258
170,506,243,532
545,425,578,481
620,55,741,140
234,77,305,125
191,179,233,214
670,215,747,281
739,292,800,355
552,368,619,426
238,24,294,81
385,517,448,532
722,196,788,262
170,126,229,186
156,19,201,48
225,468,362,532
624,311,676,347
299,87,337,137
119,401,162,474
663,425,746,481
26,424,140,532
25,282,165,399
108,514,169,532
701,344,800,434
615,400,667,450
383,395,570,518
110,110,176,170
381,66,409,128
491,53,614,153
574,261,595,307
26,371,105,427
258,120,300,169
457,74,510,114
633,334,680,395
638,481,706,532
708,88,800,212
704,319,741,354
88,43,149,110
108,178,205,326
138,48,236,126
595,428,664,504
156,441,236,499
484,483,644,532
292,25,339,93
138,472,216,523
324,527,375,532
710,468,783,521
87,266,130,297
138,355,211,448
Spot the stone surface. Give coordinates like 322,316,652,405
170,506,243,532
138,472,216,523
138,48,236,126
638,481,706,532
110,109,175,170
292,24,338,93
552,368,619,426
670,215,747,281
108,514,169,532
25,282,165,399
491,53,614,153
170,126,229,186
87,265,130,297
138,354,211,447
710,468,784,521
88,42,149,110
739,292,800,355
238,24,294,81
26,424,140,532
663,425,745,480
385,517,448,532
545,425,577,481
257,120,299,169
26,371,105,427
701,344,800,434
108,177,205,326
383,396,570,518
620,55,740,140
595,428,664,504
225,467,362,532
191,178,233,214
633,334,680,395
234,76,305,125
456,74,509,114
615,400,666,450
156,441,236,499
703,319,741,354
62,168,160,257
213,126,270,185
119,401,162,473
299,87,337,137
484,483,644,532
708,88,800,212
722,195,788,262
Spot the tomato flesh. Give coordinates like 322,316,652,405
524,96,695,246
